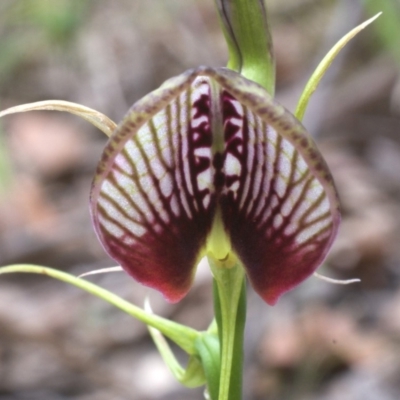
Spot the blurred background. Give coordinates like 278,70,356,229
0,0,400,399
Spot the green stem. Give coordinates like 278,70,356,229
214,0,275,95
209,257,246,400
211,2,273,395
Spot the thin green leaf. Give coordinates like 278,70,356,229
0,100,117,137
0,265,199,354
295,13,382,121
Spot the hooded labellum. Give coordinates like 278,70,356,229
90,67,340,305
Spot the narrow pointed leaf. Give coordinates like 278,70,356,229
295,13,381,121
0,100,117,137
91,67,340,305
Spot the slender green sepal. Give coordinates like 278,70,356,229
295,13,382,121
0,265,199,354
0,100,117,137
194,332,221,400
209,258,246,400
214,0,275,94
145,300,206,388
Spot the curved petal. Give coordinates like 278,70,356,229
207,68,341,305
91,70,216,302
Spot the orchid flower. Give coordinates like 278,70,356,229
0,1,380,399
90,66,340,305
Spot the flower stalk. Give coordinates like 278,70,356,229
211,2,272,398
210,258,246,400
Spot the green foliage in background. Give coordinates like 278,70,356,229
363,0,400,66
0,0,89,84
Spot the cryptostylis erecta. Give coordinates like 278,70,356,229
90,66,340,305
